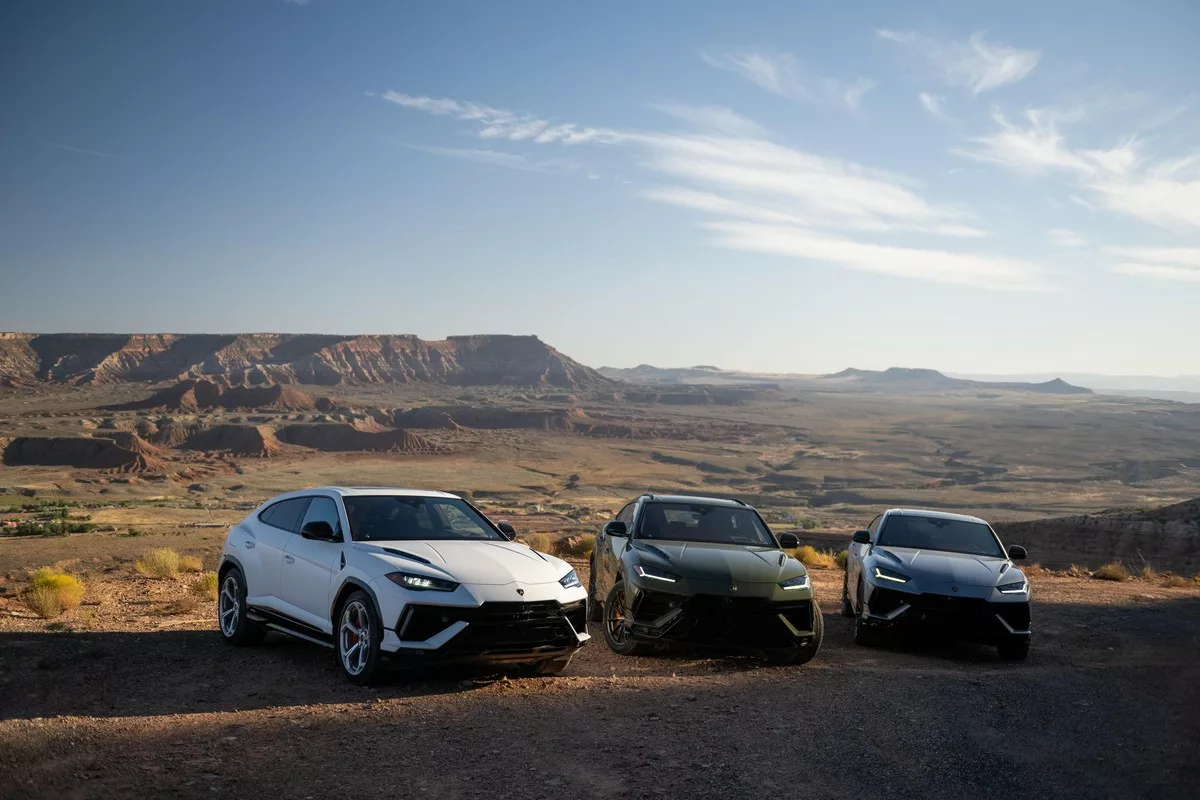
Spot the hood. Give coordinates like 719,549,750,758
633,540,800,584
359,540,571,586
874,547,1011,587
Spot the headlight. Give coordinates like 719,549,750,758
385,572,459,592
634,564,680,583
779,574,810,591
873,566,910,584
559,569,581,589
997,579,1028,594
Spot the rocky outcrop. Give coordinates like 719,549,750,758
2,434,168,472
275,423,441,453
0,333,613,390
995,498,1200,574
105,379,318,412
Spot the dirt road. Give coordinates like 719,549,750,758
2,573,1197,799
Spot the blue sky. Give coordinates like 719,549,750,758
2,0,1198,375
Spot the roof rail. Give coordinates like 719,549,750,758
730,497,748,506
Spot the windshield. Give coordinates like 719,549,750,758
343,496,504,542
637,502,776,547
876,515,1004,558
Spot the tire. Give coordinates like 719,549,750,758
217,567,266,646
997,638,1030,661
602,580,649,656
766,599,824,665
336,591,386,685
853,579,880,647
587,571,603,622
840,571,855,618
523,655,574,676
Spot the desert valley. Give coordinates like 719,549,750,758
1,332,1198,798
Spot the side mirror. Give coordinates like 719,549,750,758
496,521,517,540
603,520,628,538
300,519,339,542
777,532,800,549
852,529,871,545
1007,544,1027,561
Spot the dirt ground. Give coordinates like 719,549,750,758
2,565,1197,800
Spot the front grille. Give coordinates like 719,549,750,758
398,601,579,654
673,595,814,646
868,586,909,616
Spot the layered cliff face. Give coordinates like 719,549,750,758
0,333,613,390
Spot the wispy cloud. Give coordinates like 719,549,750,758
877,29,1039,94
958,109,1200,230
43,142,126,160
918,92,949,120
400,144,577,175
383,91,1054,290
1047,228,1086,247
700,50,876,111
651,103,765,137
1108,246,1200,282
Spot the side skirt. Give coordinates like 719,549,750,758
248,607,334,649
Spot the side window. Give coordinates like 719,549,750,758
299,497,343,540
867,514,883,537
616,503,635,525
259,498,310,532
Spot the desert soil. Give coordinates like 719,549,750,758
1,566,1197,800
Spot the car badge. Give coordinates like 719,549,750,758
952,586,958,593
516,588,525,596
730,585,738,592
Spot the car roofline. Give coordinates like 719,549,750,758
883,508,990,525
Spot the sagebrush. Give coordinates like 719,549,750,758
23,567,85,619
1093,562,1129,582
520,533,553,553
192,571,219,599
135,547,180,579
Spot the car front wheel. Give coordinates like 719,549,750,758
602,580,648,656
997,638,1030,661
337,591,385,685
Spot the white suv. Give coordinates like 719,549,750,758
217,487,589,683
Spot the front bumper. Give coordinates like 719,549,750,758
863,584,1031,644
371,575,589,664
626,583,819,651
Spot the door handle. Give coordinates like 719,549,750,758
243,540,256,549
284,554,295,564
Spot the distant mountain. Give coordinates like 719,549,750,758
0,333,615,390
598,364,1092,395
953,372,1200,403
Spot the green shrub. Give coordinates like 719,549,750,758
520,533,553,553
135,547,180,579
834,549,848,570
1093,562,1129,582
23,567,85,619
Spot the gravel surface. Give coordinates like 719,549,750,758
1,572,1198,799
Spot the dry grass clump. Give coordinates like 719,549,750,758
1138,565,1158,582
550,533,595,559
135,547,180,579
1066,564,1090,578
520,533,554,553
1160,573,1189,588
1093,562,1130,582
23,567,85,619
795,545,838,569
191,571,219,600
1023,563,1050,576
834,549,848,570
178,555,204,573
163,596,200,616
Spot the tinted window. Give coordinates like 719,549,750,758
616,503,635,525
867,515,883,536
300,497,343,540
343,496,503,542
637,502,775,547
876,515,1004,558
259,498,310,532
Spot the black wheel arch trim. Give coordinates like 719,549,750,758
218,554,246,580
330,577,387,631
